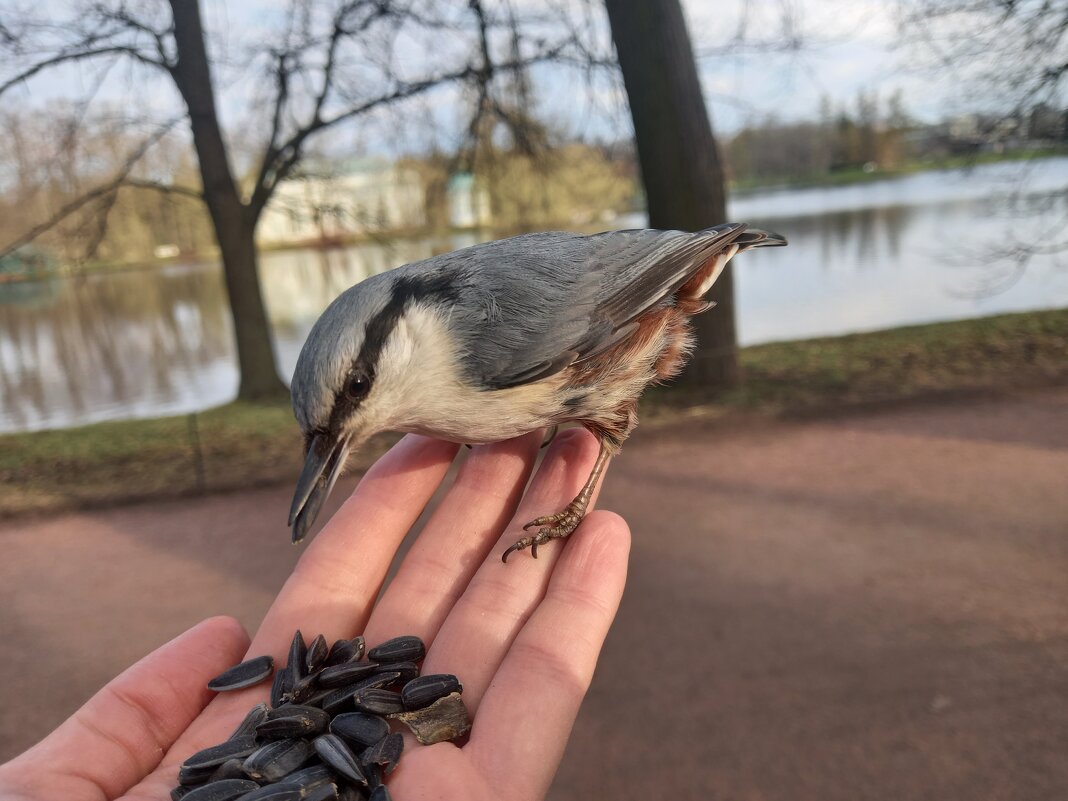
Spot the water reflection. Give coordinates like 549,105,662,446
1,160,1066,433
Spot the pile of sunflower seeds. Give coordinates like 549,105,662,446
171,632,470,801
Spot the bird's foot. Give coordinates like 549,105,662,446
501,501,586,562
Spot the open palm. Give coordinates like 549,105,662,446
0,429,630,801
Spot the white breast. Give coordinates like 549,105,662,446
360,304,567,444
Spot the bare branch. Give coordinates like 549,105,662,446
0,45,165,98
0,118,180,261
122,178,203,200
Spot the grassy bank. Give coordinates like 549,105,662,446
730,147,1067,194
2,308,1067,518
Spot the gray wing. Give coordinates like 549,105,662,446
445,223,754,390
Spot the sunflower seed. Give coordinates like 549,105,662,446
229,703,269,740
367,636,424,664
305,634,329,674
178,762,217,786
283,763,335,793
209,759,250,781
172,786,193,800
207,656,275,692
401,674,462,711
183,779,260,801
330,712,389,747
243,738,314,783
390,692,470,745
303,785,339,801
317,661,378,689
369,786,393,801
351,689,404,716
361,733,403,775
286,672,322,705
287,631,308,683
325,636,365,667
258,705,330,739
183,736,259,771
270,669,290,709
378,661,419,684
313,734,367,785
234,784,302,801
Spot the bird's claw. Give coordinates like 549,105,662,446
501,505,584,562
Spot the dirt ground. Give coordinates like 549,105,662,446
2,389,1067,800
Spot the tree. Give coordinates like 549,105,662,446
0,0,577,400
604,0,737,390
897,0,1068,261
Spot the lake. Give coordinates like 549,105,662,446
2,158,1067,433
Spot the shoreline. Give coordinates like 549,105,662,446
2,307,1066,519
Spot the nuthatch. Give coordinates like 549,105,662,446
288,223,786,560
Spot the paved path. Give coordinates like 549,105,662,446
2,389,1067,800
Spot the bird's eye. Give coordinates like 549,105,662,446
346,373,371,401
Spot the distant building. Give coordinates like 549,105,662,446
257,157,427,246
445,173,492,229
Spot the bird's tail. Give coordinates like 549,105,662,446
730,226,788,251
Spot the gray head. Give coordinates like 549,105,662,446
287,267,464,541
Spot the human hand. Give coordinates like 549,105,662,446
0,428,630,801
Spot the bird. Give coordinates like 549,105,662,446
288,223,787,560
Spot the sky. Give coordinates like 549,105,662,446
3,0,980,158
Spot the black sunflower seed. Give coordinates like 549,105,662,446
171,787,193,801
234,783,302,801
283,763,335,793
313,734,367,785
330,711,389,747
183,779,260,801
317,661,378,689
182,736,259,771
178,762,217,786
207,656,275,692
229,703,269,740
209,759,250,781
367,636,424,664
284,672,321,705
351,689,404,716
243,738,314,783
303,785,339,801
337,786,366,801
401,674,462,710
378,661,419,684
270,669,289,709
287,631,308,683
361,733,403,775
305,634,329,674
369,785,393,801
257,705,330,739
325,636,365,667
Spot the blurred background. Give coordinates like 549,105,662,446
1,1,1066,799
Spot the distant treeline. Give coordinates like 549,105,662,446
725,92,1068,186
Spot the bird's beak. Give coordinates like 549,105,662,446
288,432,351,543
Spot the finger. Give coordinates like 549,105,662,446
0,617,249,800
469,511,630,796
363,431,544,649
253,434,459,653
421,428,607,715
154,435,459,773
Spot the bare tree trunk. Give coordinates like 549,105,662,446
169,0,286,401
604,0,738,390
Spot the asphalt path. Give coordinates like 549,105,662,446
2,388,1066,800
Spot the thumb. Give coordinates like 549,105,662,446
0,616,249,801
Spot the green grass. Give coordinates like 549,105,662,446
2,308,1067,518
